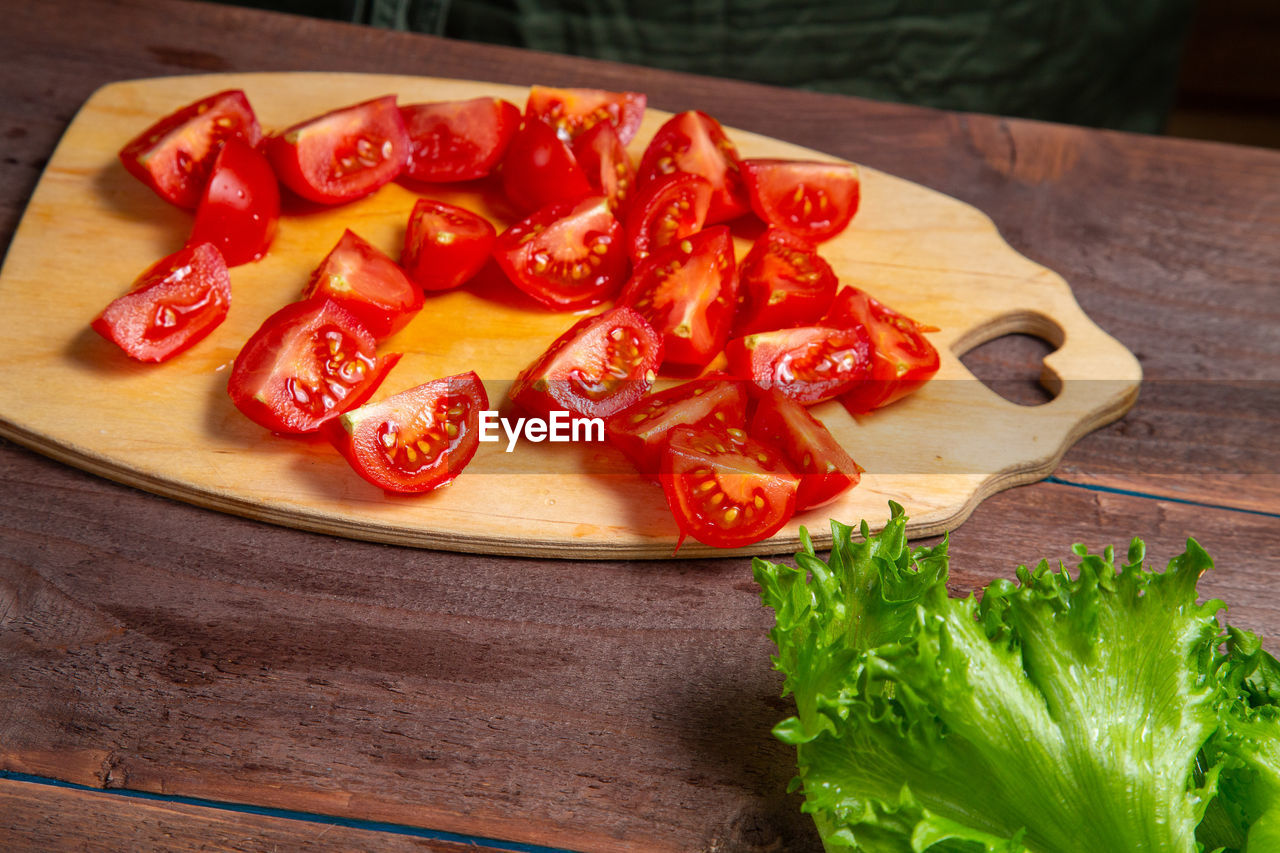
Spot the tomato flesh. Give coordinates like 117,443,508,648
228,298,398,434
606,377,748,478
119,89,261,210
624,172,712,264
740,158,860,243
91,243,231,362
826,287,941,413
749,388,860,511
266,96,410,204
525,86,646,145
328,371,488,494
618,225,737,368
401,198,497,292
500,118,593,214
510,307,662,420
188,138,279,267
638,110,749,224
725,324,872,405
493,195,628,310
660,424,798,549
732,227,837,336
573,121,637,219
302,230,422,340
400,97,520,183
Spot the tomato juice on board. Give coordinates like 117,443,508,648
101,82,936,547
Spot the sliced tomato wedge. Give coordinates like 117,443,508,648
525,86,646,145
400,97,520,183
227,298,399,434
740,158,860,243
91,243,231,362
724,324,872,405
660,424,798,549
825,287,941,413
624,172,712,264
637,110,749,224
401,198,497,292
618,225,737,367
605,377,748,478
302,230,422,340
493,195,628,310
266,96,410,204
188,137,279,267
748,388,861,511
510,307,662,420
732,227,837,336
500,118,594,215
119,89,261,210
326,371,488,494
573,121,637,218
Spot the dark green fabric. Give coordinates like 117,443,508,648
352,0,1194,133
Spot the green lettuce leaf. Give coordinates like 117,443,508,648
1199,627,1280,852
754,503,1226,853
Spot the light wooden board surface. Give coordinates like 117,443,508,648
0,72,1141,558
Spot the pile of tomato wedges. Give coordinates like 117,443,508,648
95,84,939,549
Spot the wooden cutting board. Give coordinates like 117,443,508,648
0,72,1141,558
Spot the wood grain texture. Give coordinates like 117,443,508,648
0,1,1277,851
0,72,1140,558
0,777,493,852
2,438,1278,853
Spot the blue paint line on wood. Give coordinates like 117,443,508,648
1045,476,1279,519
0,770,585,853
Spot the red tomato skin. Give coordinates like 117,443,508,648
739,158,861,243
618,225,737,368
826,287,941,413
188,138,280,267
637,110,749,225
525,86,647,145
493,195,629,310
119,89,261,210
500,118,594,214
659,424,799,549
510,307,663,421
732,227,837,336
91,243,231,362
302,230,422,340
748,387,860,511
605,377,748,478
572,121,637,219
266,96,410,204
227,298,397,434
724,324,873,405
401,198,497,292
400,97,520,182
327,371,489,494
624,172,712,264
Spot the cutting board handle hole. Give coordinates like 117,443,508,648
959,330,1059,407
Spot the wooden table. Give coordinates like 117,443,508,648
2,1,1277,850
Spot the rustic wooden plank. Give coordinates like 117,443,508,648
0,776,503,852
2,438,1278,852
0,2,1277,851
